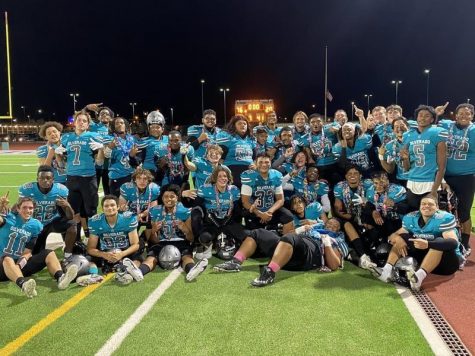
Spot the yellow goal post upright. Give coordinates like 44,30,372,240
0,11,13,120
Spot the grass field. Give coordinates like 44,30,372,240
0,153,469,355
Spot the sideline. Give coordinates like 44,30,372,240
0,274,115,355
396,285,452,356
95,268,182,356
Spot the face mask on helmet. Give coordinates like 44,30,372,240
147,110,166,126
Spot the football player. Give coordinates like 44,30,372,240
0,196,78,298
241,153,294,234
119,167,160,241
37,121,67,184
333,165,376,270
154,131,194,187
87,195,144,284
216,115,256,188
135,184,208,282
186,109,221,158
55,111,104,241
438,103,475,254
19,165,76,257
401,105,448,210
136,110,169,180
184,144,225,190
376,195,460,291
252,111,281,144
214,219,348,287
89,106,114,195
195,166,244,259
289,195,327,228
103,117,140,197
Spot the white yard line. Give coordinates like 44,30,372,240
95,268,182,356
395,285,452,355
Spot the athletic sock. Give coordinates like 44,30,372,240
88,266,99,275
16,277,26,289
76,225,82,241
381,263,393,279
352,238,365,256
184,263,194,273
54,270,64,281
139,264,151,276
415,268,427,282
268,261,281,273
233,251,246,263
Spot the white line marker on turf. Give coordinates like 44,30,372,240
95,268,182,356
396,285,452,356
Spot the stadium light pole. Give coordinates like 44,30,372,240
170,107,174,127
69,93,79,113
20,105,26,122
364,94,373,112
200,79,205,115
391,80,402,105
350,101,355,121
220,88,230,126
424,69,430,105
129,102,137,119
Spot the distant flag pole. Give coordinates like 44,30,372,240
0,12,13,120
324,46,328,123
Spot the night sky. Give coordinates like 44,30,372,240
1,0,474,125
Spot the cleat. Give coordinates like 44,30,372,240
186,259,208,282
251,266,275,287
195,244,212,260
213,260,242,273
406,267,422,292
76,274,104,286
122,258,143,282
22,279,37,298
359,254,377,270
58,264,79,290
115,272,134,285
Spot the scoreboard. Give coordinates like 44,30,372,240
235,99,274,124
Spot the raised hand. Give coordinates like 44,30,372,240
435,102,449,116
0,191,10,212
354,104,364,118
85,103,104,113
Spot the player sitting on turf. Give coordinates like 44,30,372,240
86,195,144,285
18,165,77,258
214,218,348,287
194,165,244,260
241,153,294,234
375,194,460,291
0,196,78,298
119,167,160,241
333,164,376,270
134,184,208,282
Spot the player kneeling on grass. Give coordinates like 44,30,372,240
19,165,77,257
0,197,78,298
86,195,144,285
374,194,460,291
214,218,348,287
134,184,208,282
